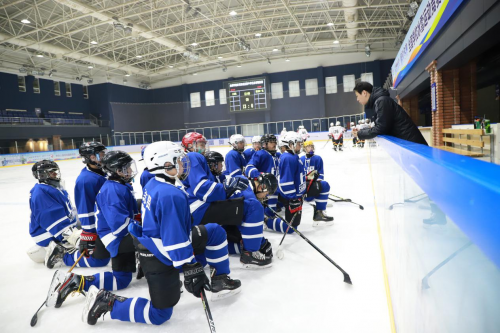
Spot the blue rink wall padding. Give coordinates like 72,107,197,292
377,136,500,268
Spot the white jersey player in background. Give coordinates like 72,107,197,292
329,121,345,151
297,125,310,141
280,127,287,138
358,119,370,148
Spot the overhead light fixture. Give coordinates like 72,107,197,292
21,19,31,24
218,56,223,59
229,10,237,16
333,40,340,44
19,68,27,73
136,55,142,58
168,65,174,68
285,58,290,62
222,65,227,72
238,39,251,52
125,73,130,77
327,23,334,26
36,54,44,58
273,48,279,52
192,73,198,76
90,40,98,45
365,45,371,57
88,65,93,69
191,42,198,46
267,58,271,65
183,50,200,61
407,1,419,18
87,79,93,84
237,64,242,68
255,33,262,37
123,79,127,84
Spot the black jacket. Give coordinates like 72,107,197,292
358,87,428,145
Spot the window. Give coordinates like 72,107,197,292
65,82,72,97
205,90,215,106
33,78,40,94
361,72,374,85
83,86,89,99
271,82,283,99
190,92,201,108
289,80,300,98
18,76,26,92
219,89,227,104
54,81,60,96
305,79,318,96
343,75,355,92
325,76,337,94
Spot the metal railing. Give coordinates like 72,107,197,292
112,113,364,146
0,116,44,125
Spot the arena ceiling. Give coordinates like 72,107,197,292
0,0,416,86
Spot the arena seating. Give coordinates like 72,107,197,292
0,110,92,125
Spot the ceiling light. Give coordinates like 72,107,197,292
193,73,198,76
365,45,371,57
255,33,262,37
285,58,290,62
267,58,271,65
136,55,142,58
90,40,98,45
218,56,223,59
21,19,31,24
36,54,44,58
87,79,93,84
168,65,174,68
88,65,93,69
229,11,237,16
125,74,130,77
273,48,279,52
237,64,242,68
333,40,340,44
123,79,127,84
191,43,198,46
327,23,334,26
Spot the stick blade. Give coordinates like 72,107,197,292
276,246,285,260
359,206,364,210
30,314,38,327
343,274,353,285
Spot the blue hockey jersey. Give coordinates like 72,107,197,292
278,151,305,200
245,150,281,179
140,168,155,189
135,178,195,268
243,148,257,163
299,154,325,180
224,149,247,177
74,167,106,233
95,180,138,257
29,183,77,247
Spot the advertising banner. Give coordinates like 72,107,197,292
392,0,465,88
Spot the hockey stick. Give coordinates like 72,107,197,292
322,139,331,149
200,289,217,333
31,251,86,327
275,212,299,260
328,194,364,210
266,206,352,285
421,241,472,290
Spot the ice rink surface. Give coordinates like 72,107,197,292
0,141,392,333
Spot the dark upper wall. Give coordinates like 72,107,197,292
0,72,90,115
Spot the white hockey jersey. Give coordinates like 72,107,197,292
329,126,345,140
297,128,309,141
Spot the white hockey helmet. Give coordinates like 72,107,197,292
229,134,246,152
299,125,304,129
251,136,261,144
365,119,371,124
279,131,302,149
330,123,334,127
336,121,340,126
282,127,286,131
143,141,190,180
358,119,363,124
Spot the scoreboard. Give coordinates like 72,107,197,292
225,77,270,113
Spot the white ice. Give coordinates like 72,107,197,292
0,142,391,333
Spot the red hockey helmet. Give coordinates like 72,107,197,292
181,132,209,154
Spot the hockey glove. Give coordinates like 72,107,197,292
288,198,302,214
183,262,211,298
62,227,82,247
223,176,249,196
79,231,98,257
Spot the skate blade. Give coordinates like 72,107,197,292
81,286,99,323
211,287,242,302
240,262,273,270
46,270,66,307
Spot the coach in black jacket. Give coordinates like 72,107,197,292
352,82,428,145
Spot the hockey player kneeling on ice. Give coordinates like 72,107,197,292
301,141,334,224
49,151,139,308
273,132,305,234
80,142,242,327
66,142,112,268
243,135,261,163
28,160,83,265
139,146,155,190
181,132,272,269
225,134,247,177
